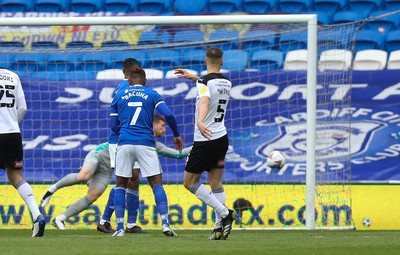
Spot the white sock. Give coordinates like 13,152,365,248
99,219,108,225
213,188,226,228
193,183,228,218
17,181,41,221
56,214,67,222
126,223,136,228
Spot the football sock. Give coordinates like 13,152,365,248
212,187,226,228
50,173,79,193
126,188,139,225
190,182,228,218
114,186,126,231
62,196,93,219
152,184,169,226
101,186,115,223
16,180,41,221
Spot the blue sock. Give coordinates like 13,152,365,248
126,189,139,224
114,186,126,231
101,186,115,222
152,184,169,226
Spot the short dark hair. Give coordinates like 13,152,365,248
154,114,165,123
206,47,223,59
129,67,146,80
123,58,140,74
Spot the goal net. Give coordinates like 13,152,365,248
0,14,356,230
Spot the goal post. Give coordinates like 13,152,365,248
0,14,356,230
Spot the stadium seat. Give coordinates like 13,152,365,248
143,68,164,79
313,0,347,16
65,71,96,80
242,30,277,51
366,10,399,34
223,50,249,71
180,48,206,73
352,49,387,70
111,51,147,69
387,50,400,69
243,0,277,14
384,30,400,53
279,0,312,13
278,32,307,53
66,41,94,49
332,10,366,24
353,29,385,53
0,0,33,12
283,49,308,70
101,40,131,48
208,0,243,13
11,53,46,72
137,31,171,45
31,41,59,49
34,0,68,12
138,0,172,13
69,0,104,13
173,30,205,49
208,29,240,51
0,53,14,69
78,53,113,72
174,0,207,14
384,0,400,10
165,69,198,79
250,50,284,70
318,49,353,71
46,53,81,72
103,0,138,12
96,69,124,80
0,41,25,49
348,0,383,17
304,11,333,25
144,49,180,73
317,29,348,53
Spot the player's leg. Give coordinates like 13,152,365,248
113,144,135,237
138,145,175,236
1,133,46,237
97,186,116,233
125,167,143,233
208,168,225,240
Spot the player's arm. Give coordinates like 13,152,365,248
109,99,120,135
196,80,212,140
17,96,27,123
156,141,192,159
174,68,199,82
156,102,184,152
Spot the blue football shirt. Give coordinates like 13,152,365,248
108,80,129,144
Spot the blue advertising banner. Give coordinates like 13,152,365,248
1,70,400,183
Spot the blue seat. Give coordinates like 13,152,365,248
242,30,277,51
304,11,333,25
0,0,33,12
243,0,277,14
348,0,383,17
250,50,284,70
317,29,349,53
279,0,312,13
354,29,385,53
111,51,147,69
11,53,45,72
0,41,25,49
46,53,81,72
31,41,59,49
138,0,172,13
366,11,399,34
137,31,170,46
65,71,96,80
174,0,207,14
278,32,307,53
385,0,400,10
208,29,239,51
104,0,137,12
385,30,400,53
173,30,205,49
208,0,243,13
332,10,366,24
180,49,206,73
34,0,68,12
78,53,113,72
70,0,104,13
313,0,347,16
66,41,94,49
101,40,130,48
144,49,180,73
223,50,249,71
0,53,14,69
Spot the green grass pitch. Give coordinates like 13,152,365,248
0,229,399,255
